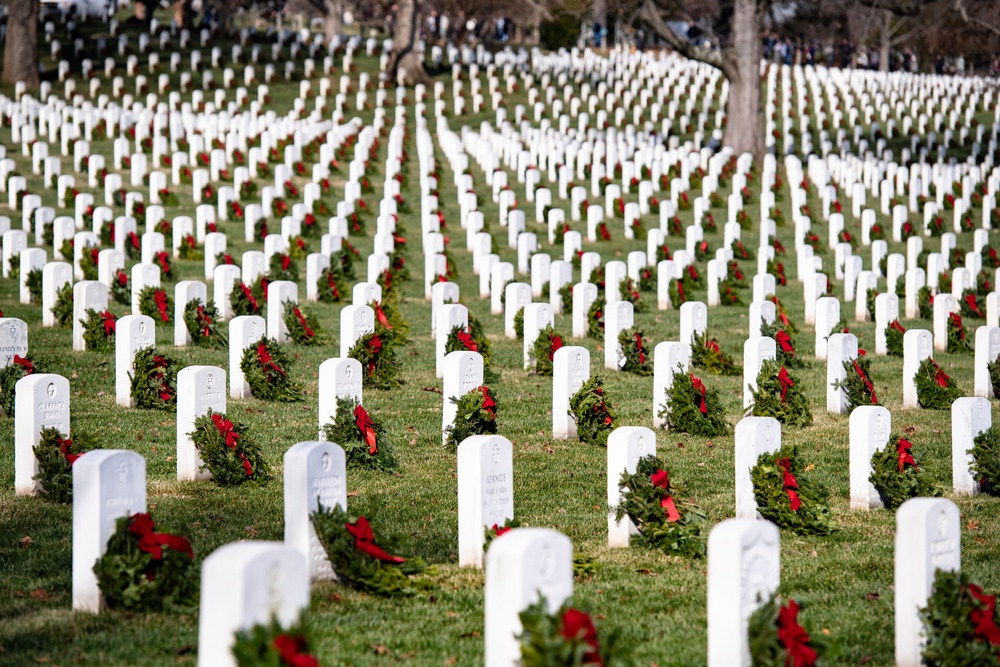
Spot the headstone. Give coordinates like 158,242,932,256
229,316,265,399
814,296,840,360
679,301,707,346
458,435,514,568
42,261,73,327
72,281,108,351
827,333,859,414
173,280,208,347
874,293,900,355
115,315,155,407
552,346,590,440
14,373,70,494
522,303,554,369
952,397,991,495
284,441,346,581
571,281,598,339
443,351,485,445
604,301,634,370
338,304,375,358
849,405,891,510
734,416,781,519
652,342,691,429
607,427,657,546
0,317,28,367
317,358,363,437
743,337,777,409
176,366,226,481
974,326,1000,398
902,329,932,408
436,304,468,378
932,293,957,352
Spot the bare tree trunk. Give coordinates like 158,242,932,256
389,0,430,86
722,0,763,158
879,10,891,72
324,0,342,43
3,0,39,88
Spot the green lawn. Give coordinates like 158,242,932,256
0,13,998,667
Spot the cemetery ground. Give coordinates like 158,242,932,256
1,19,1000,666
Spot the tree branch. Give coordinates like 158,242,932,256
953,0,1000,35
856,0,923,18
640,0,726,70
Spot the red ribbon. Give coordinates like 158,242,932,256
196,306,212,338
889,320,906,333
354,405,377,455
152,355,174,402
345,516,406,563
58,434,81,465
293,308,315,338
117,270,128,287
281,255,291,271
100,310,117,336
373,302,391,329
211,413,252,476
560,609,605,666
365,336,382,376
690,375,708,414
549,334,563,361
650,469,681,522
240,284,259,312
272,635,320,667
896,438,917,472
677,281,686,302
128,231,140,250
326,272,340,299
965,294,984,318
491,523,512,538
480,386,496,417
153,290,169,322
777,600,818,667
633,333,645,364
13,355,34,374
778,367,794,404
156,252,169,275
776,330,794,354
457,330,478,352
969,584,1000,647
128,513,193,562
257,342,287,377
930,360,950,388
852,360,878,404
776,458,801,511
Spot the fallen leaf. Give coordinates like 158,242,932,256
422,387,443,394
460,631,480,638
967,520,980,531
328,594,343,603
244,526,258,536
347,491,359,497
97,391,106,397
866,592,880,601
19,536,32,549
371,644,389,655
30,589,51,601
821,628,830,636
805,463,815,472
635,569,658,576
175,645,194,655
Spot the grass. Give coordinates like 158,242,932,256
0,11,999,667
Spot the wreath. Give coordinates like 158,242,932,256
230,281,264,316
660,372,730,436
513,307,525,340
232,615,320,667
52,282,74,328
482,518,520,554
617,326,653,375
569,376,618,447
123,231,142,260
517,596,631,667
310,504,432,597
749,359,813,428
558,283,574,314
978,270,994,295
613,455,707,557
833,352,882,411
766,294,798,334
253,217,270,243
445,321,498,383
92,512,197,612
0,354,46,416
918,286,935,320
691,331,740,376
885,320,905,356
587,296,606,340
288,236,309,260
668,276,690,308
989,354,1000,400
869,434,940,509
322,397,398,472
282,301,328,345
153,251,173,281
947,313,974,353
761,321,806,369
189,411,271,486
920,569,1000,667
619,277,646,312
915,358,963,409
182,300,227,348
33,426,97,503
750,443,836,535
130,347,178,410
330,245,357,280
349,330,402,389
138,286,173,324
370,299,410,344
530,325,565,376
317,266,347,303
960,290,985,319
748,594,825,667
111,270,131,305
268,253,298,282
82,309,117,352
445,385,499,450
971,427,1000,495
24,266,42,303
638,266,655,293
240,338,302,402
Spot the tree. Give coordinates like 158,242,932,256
389,0,431,85
2,0,39,88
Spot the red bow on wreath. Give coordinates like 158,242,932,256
240,284,259,312
706,339,721,354
154,290,169,322
364,336,382,376
373,302,392,329
777,600,818,667
152,355,174,402
549,334,563,360
326,272,340,299
560,609,604,667
776,330,794,354
677,281,686,302
257,343,287,377
896,438,917,472
480,386,497,417
58,434,81,465
128,513,193,564
690,375,708,414
293,307,315,338
776,457,801,511
196,306,212,337
650,469,681,522
889,320,906,333
156,252,169,274
272,635,320,667
633,333,645,364
968,584,1000,646
345,516,405,563
211,414,251,475
354,405,378,455
456,329,478,352
100,310,117,335
13,355,34,374
964,294,984,318
852,360,878,404
491,523,512,537
931,360,950,388
778,367,794,403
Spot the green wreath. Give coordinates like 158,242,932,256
82,309,117,352
138,286,173,324
613,454,707,557
587,297,606,340
750,443,836,535
971,426,1000,495
766,294,799,334
0,354,45,416
33,426,97,504
322,397,398,472
310,504,432,597
445,320,498,383
617,326,653,375
24,266,42,303
52,282,74,328
92,512,197,612
268,253,298,282
761,321,806,369
947,313,974,353
917,286,935,320
317,266,347,303
718,280,745,307
749,359,813,428
110,270,131,305
668,276,690,308
130,347,178,410
920,569,1000,667
513,306,525,340
180,300,226,348
869,434,941,509
558,283,574,313
660,372,730,436
518,596,632,667
833,354,882,411
530,325,565,376
748,594,826,667
915,358,963,410
691,330,740,376
482,517,520,553
177,234,203,260
348,330,402,389
619,277,647,312
282,301,328,346
370,299,410,344
960,290,985,319
189,410,272,486
152,251,174,281
885,320,905,356
445,385,499,450
230,282,264,316
232,615,321,667
989,354,1000,400
569,376,618,447
240,338,302,402
79,246,99,281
